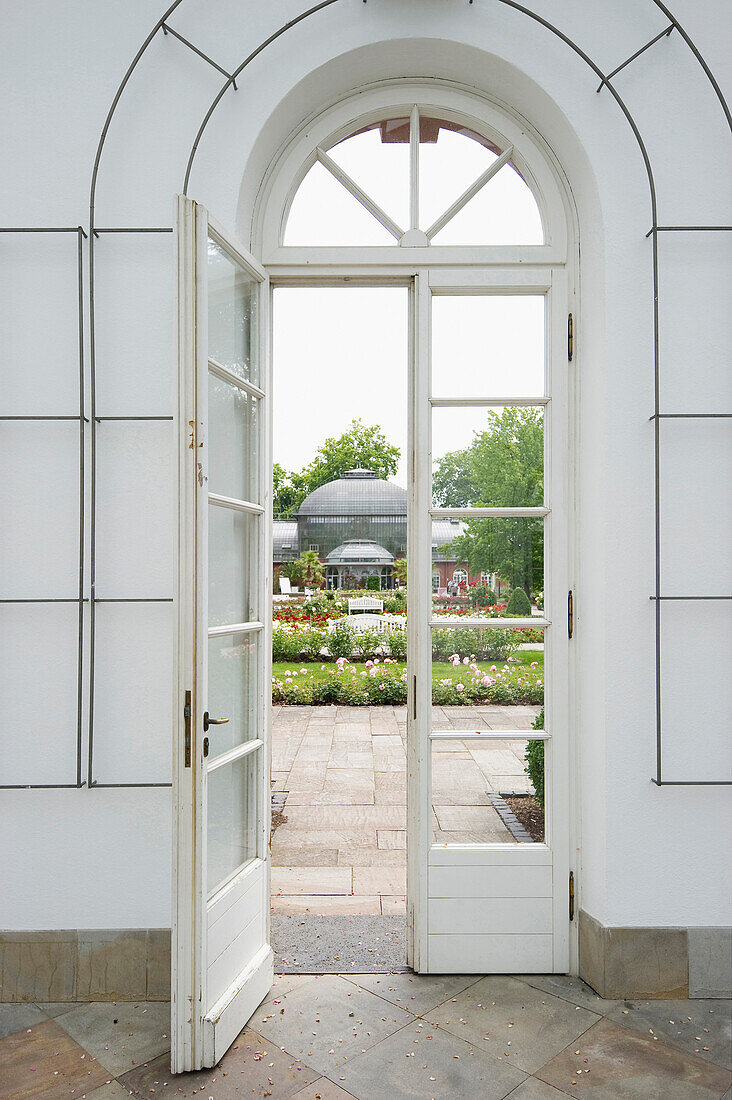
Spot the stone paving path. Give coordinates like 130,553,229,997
2,976,729,1098
271,704,539,916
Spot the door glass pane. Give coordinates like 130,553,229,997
432,405,544,508
432,296,544,398
207,237,258,385
432,734,545,845
431,517,544,617
209,505,258,626
208,373,259,502
207,751,259,893
207,631,259,757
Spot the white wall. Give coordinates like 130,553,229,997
1,0,729,931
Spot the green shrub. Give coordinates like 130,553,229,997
506,586,532,616
431,627,518,662
328,620,354,659
388,630,407,660
272,627,302,662
299,627,328,660
352,628,382,660
525,706,545,807
469,584,496,609
365,575,381,591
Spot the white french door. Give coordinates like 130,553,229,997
172,196,272,1072
407,266,571,974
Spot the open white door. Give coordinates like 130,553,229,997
172,195,272,1072
407,267,571,974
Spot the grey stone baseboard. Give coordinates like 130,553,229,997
0,929,171,1002
579,911,732,1000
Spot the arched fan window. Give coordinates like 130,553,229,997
284,106,544,247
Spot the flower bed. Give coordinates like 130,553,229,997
272,655,543,706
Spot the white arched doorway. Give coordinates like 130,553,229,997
173,79,576,1066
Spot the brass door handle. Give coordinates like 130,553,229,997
203,712,230,732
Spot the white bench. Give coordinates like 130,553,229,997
348,596,383,614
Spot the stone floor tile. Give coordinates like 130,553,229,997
344,973,481,1015
249,973,414,1074
322,769,375,790
271,896,383,916
537,1017,732,1098
426,976,600,1075
271,847,340,867
605,997,732,1071
262,974,321,1005
84,1082,135,1100
53,1000,171,1076
353,868,406,896
292,1078,359,1098
285,806,405,829
377,829,406,849
339,849,405,867
119,1026,319,1098
273,867,352,896
272,829,379,850
381,896,407,915
0,1001,46,1040
31,1002,77,1019
373,789,407,805
298,790,374,806
330,1017,526,1100
516,974,620,1015
505,1078,572,1098
0,1017,110,1099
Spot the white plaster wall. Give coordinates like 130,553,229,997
1,0,729,931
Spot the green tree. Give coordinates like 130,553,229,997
392,557,407,586
440,408,544,596
280,549,325,589
432,448,473,508
303,419,400,494
272,463,308,517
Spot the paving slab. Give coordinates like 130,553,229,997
53,999,171,1076
118,1026,319,1098
605,997,732,1071
291,1079,359,1098
426,975,600,1075
249,973,414,1073
343,973,481,1014
536,1016,732,1098
0,1016,110,1099
516,974,620,1015
329,1016,527,1100
0,1000,47,1039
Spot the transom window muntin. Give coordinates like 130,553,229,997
280,102,546,249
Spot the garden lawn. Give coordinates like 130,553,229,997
272,650,543,687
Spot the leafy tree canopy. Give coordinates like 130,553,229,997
436,407,544,596
274,420,401,517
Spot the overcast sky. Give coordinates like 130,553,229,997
272,123,545,490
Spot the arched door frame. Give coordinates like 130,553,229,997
256,81,580,971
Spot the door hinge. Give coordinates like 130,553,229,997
569,870,575,921
567,313,573,361
568,589,574,639
184,690,192,768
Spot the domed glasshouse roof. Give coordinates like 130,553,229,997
298,469,407,517
326,539,394,565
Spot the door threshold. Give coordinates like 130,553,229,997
271,913,409,973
